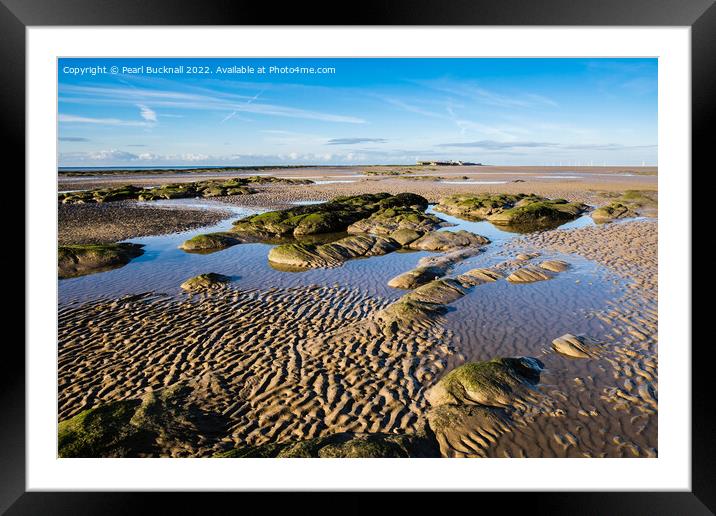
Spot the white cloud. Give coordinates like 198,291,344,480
66,149,140,161
137,104,157,122
58,114,150,127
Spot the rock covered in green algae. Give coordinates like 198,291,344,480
180,272,231,292
58,176,311,204
388,265,446,289
231,193,428,238
408,230,490,252
346,205,446,235
487,198,587,227
425,357,544,409
179,232,243,252
591,201,638,223
434,193,530,220
424,357,545,457
58,375,231,458
58,399,150,458
59,185,144,204
214,431,440,458
58,242,145,278
389,228,424,245
435,193,587,227
268,234,400,269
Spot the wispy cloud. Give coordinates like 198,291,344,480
437,140,558,150
137,104,157,122
437,140,657,151
59,136,90,142
58,114,151,127
414,79,559,109
60,83,364,124
326,138,387,145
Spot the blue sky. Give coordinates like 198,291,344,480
58,58,657,167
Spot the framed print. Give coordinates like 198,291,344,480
3,0,710,512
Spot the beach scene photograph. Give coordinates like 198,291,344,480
57,57,657,459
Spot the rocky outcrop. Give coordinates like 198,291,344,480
434,193,528,220
408,230,490,251
58,374,230,457
591,202,638,223
551,333,598,359
389,228,423,245
456,268,502,286
426,404,512,458
268,234,400,269
179,232,243,252
515,252,540,261
424,357,545,457
388,266,446,290
347,206,446,235
487,198,588,227
180,273,231,292
215,431,439,458
538,259,570,272
506,266,554,283
232,193,428,238
404,278,468,305
58,242,145,278
425,357,544,408
59,176,310,204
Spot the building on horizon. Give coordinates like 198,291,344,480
416,160,482,166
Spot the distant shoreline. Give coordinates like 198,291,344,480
58,164,658,176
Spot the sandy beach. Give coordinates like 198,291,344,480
56,166,658,458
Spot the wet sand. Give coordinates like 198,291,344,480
57,167,658,458
59,201,231,245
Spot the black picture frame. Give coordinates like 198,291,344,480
3,0,708,513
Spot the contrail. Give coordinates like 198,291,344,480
221,88,265,123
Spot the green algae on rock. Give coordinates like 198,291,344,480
58,399,150,458
425,357,544,409
435,193,588,228
347,206,446,235
389,228,424,246
180,273,232,292
231,193,428,238
591,201,638,223
58,375,231,457
179,232,243,252
58,242,145,278
487,198,588,227
215,431,440,458
424,356,545,457
59,176,311,204
434,193,530,220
